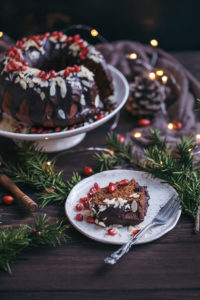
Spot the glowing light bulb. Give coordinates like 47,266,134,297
150,39,158,47
196,134,200,142
162,75,168,84
0,32,3,38
148,72,156,80
156,70,164,76
133,132,142,138
91,29,99,37
128,53,137,60
46,161,51,166
188,148,192,152
168,123,174,130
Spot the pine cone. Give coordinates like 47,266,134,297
126,73,168,117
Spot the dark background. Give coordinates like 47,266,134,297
0,0,200,50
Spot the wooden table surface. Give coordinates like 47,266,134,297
0,51,200,300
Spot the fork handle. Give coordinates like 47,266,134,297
104,223,154,265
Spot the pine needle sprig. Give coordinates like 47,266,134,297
0,214,70,274
94,132,135,171
2,142,81,207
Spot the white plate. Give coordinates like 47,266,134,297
65,170,181,245
0,65,129,152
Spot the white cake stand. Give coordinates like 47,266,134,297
0,65,129,152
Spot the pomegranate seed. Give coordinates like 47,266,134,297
49,70,57,78
52,31,58,37
76,214,83,221
132,229,140,236
42,73,50,81
37,128,43,134
84,201,89,209
57,32,63,40
109,183,117,193
96,114,104,120
77,39,84,46
81,48,89,56
55,127,61,132
8,50,15,57
44,32,50,38
79,197,88,203
43,188,55,194
108,228,117,236
87,193,91,200
94,183,100,190
138,119,151,127
30,127,37,133
79,54,85,60
74,34,80,41
87,216,95,224
174,121,182,130
119,179,129,186
83,166,93,176
21,37,27,43
65,36,73,43
6,64,13,72
89,187,97,195
74,64,80,72
2,195,14,205
38,71,45,78
20,65,27,71
118,135,125,143
64,69,69,77
24,61,29,66
67,66,74,73
75,203,84,211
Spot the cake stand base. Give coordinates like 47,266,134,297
14,132,86,153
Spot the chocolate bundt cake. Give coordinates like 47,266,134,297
0,32,113,128
89,179,149,226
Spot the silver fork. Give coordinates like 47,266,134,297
104,195,181,265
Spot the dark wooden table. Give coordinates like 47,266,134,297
0,52,200,300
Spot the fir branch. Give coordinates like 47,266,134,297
2,142,81,208
0,214,69,274
94,132,135,171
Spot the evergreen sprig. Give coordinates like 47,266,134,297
94,132,135,171
0,214,69,274
2,142,81,207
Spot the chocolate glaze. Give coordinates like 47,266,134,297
0,32,113,127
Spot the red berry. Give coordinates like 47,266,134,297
138,119,151,127
97,114,104,120
64,69,70,77
30,127,37,133
79,54,85,60
52,31,58,37
21,37,27,43
20,65,27,71
43,73,50,81
118,135,125,143
108,228,117,236
87,216,95,224
119,179,129,186
132,229,140,236
109,183,117,193
33,228,37,232
94,182,100,191
79,197,88,203
174,121,182,130
54,127,61,132
44,32,50,38
81,48,89,56
6,64,13,72
76,214,83,221
84,201,90,209
37,128,43,134
8,50,15,57
83,166,93,176
38,71,45,78
24,61,29,66
37,231,42,235
2,195,14,205
74,64,80,72
65,36,73,43
75,203,84,211
57,32,63,40
43,188,55,194
49,70,57,78
74,34,80,41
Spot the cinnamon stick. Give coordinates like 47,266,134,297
0,174,38,211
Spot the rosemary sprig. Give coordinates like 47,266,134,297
0,214,69,274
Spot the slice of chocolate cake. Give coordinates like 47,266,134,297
89,179,149,227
